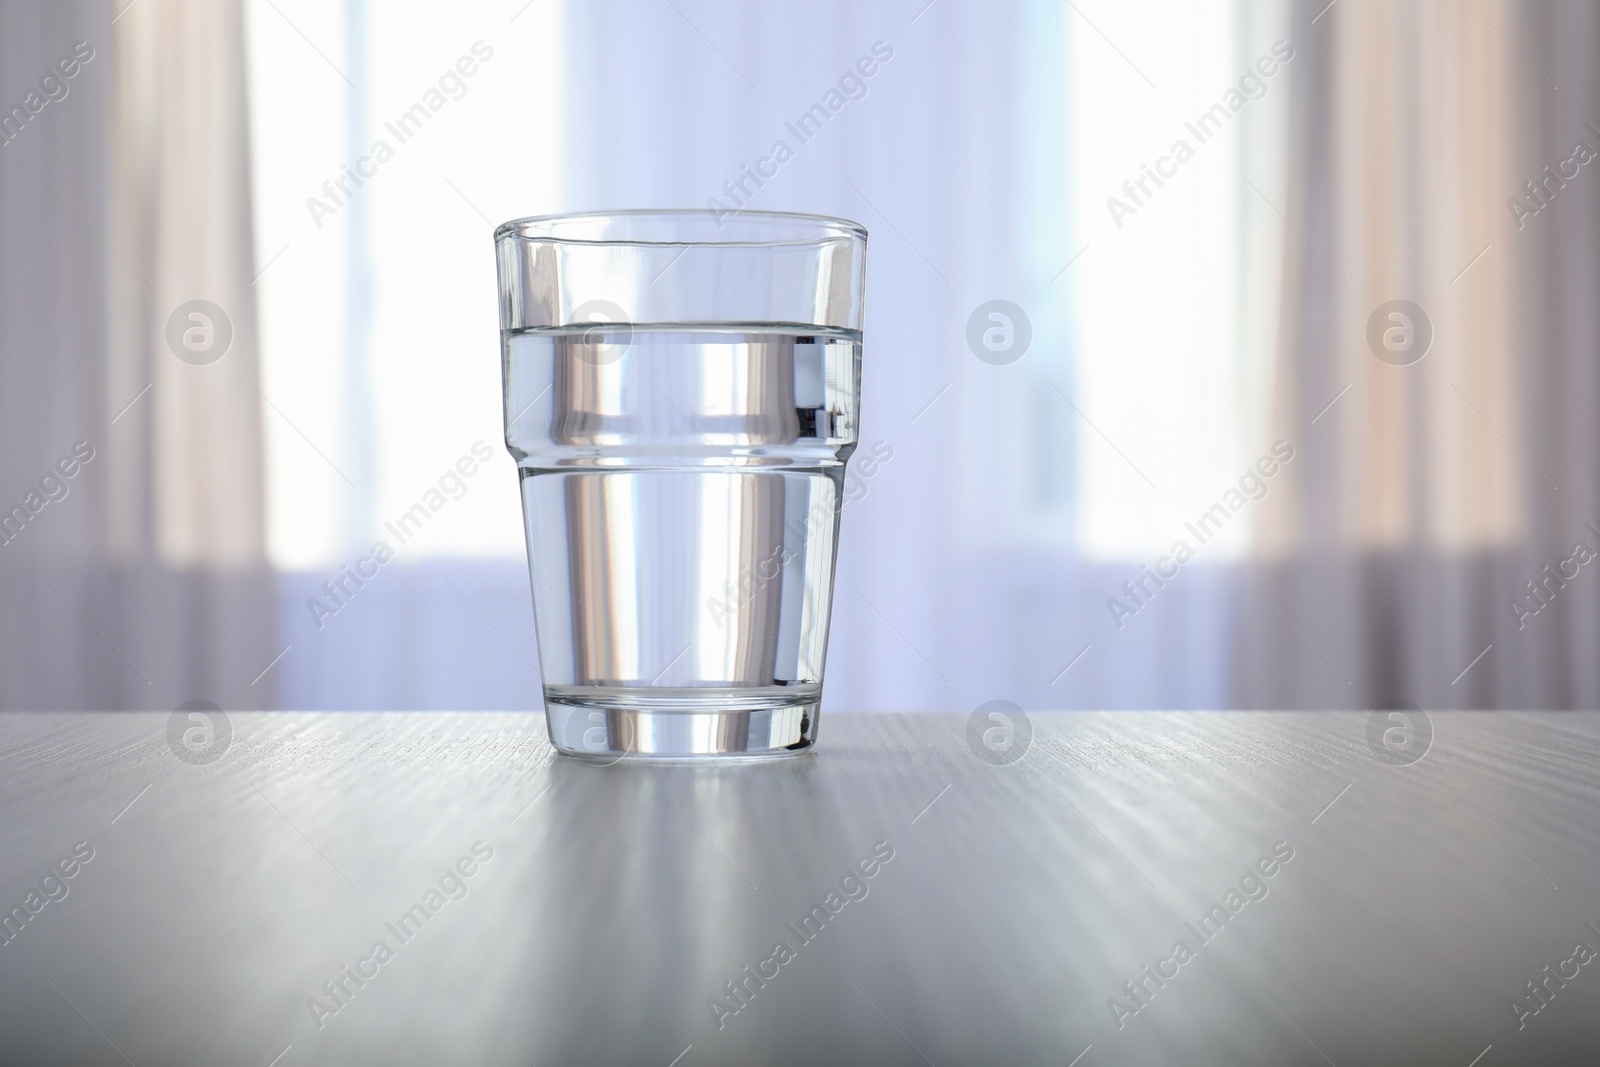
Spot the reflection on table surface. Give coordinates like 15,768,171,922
0,711,1596,1065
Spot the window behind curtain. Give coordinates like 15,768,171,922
242,0,1273,710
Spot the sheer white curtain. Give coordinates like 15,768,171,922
17,0,1586,711
561,0,1105,712
560,0,1600,711
0,0,274,711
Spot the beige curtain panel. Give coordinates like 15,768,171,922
1242,0,1600,707
0,0,274,710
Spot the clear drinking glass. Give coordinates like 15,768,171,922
495,210,867,758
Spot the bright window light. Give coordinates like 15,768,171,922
1068,1,1283,561
246,0,564,569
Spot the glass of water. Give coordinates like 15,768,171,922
495,210,867,758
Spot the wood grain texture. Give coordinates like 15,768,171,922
0,711,1597,1065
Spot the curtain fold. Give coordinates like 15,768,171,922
0,0,274,711
7,0,1596,712
1241,0,1600,708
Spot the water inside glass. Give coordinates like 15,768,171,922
504,324,861,754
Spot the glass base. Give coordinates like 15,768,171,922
544,686,819,759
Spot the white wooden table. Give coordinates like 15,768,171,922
0,711,1595,1065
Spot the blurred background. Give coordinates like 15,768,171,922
1,0,1596,712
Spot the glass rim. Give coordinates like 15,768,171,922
493,208,868,248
